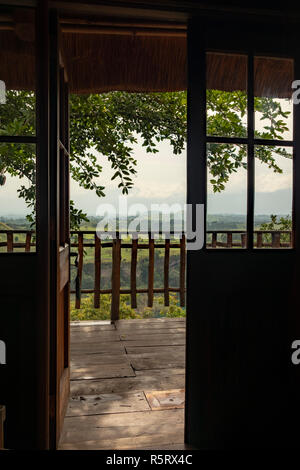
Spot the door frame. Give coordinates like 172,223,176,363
34,1,300,449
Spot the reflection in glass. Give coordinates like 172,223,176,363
254,145,293,248
0,7,36,136
254,57,294,141
207,143,247,249
206,53,247,138
0,143,36,252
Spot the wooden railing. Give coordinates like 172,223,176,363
0,229,293,320
69,231,187,321
0,230,35,252
206,230,293,248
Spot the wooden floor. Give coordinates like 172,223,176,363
59,317,186,450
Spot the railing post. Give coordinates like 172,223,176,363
180,234,186,307
241,233,247,248
164,238,170,307
130,237,137,308
148,236,154,307
227,232,232,248
272,232,281,248
25,232,32,252
7,232,13,252
94,234,101,308
75,233,83,309
111,234,121,322
257,231,262,248
212,231,217,248
0,405,5,450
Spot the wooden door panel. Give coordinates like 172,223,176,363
49,11,70,448
186,18,300,449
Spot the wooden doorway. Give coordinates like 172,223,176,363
49,11,71,449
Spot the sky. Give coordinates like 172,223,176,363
0,101,293,219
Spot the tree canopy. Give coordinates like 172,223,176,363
0,89,292,228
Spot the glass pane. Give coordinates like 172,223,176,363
254,145,293,249
254,57,294,141
0,143,36,252
0,7,36,136
206,53,247,138
207,143,247,249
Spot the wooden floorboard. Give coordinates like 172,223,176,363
59,318,186,450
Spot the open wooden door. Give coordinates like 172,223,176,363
49,11,70,448
186,17,300,448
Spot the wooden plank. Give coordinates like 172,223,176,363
71,330,120,342
145,389,185,410
70,372,185,395
148,237,154,307
139,444,190,450
71,342,126,355
130,238,137,308
120,328,185,337
111,236,121,321
61,408,183,430
116,322,186,331
59,424,184,450
164,238,170,306
129,356,185,371
120,338,185,347
60,422,183,446
125,345,185,355
116,317,185,325
66,391,150,417
135,368,185,377
179,234,186,306
120,333,185,342
94,235,101,308
71,353,129,366
71,323,115,331
71,363,135,380
75,232,83,309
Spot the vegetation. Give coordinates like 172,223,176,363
0,90,292,228
258,214,292,244
70,293,185,321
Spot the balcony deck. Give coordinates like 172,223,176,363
59,317,186,450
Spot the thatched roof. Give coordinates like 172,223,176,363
0,21,294,97
63,33,187,93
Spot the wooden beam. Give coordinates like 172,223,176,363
61,24,186,36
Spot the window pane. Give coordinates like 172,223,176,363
0,143,36,253
207,143,247,249
254,145,293,249
206,53,247,138
254,57,294,141
0,7,36,136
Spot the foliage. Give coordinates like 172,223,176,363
259,214,292,244
70,293,186,321
207,90,292,192
259,214,292,231
0,89,292,226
